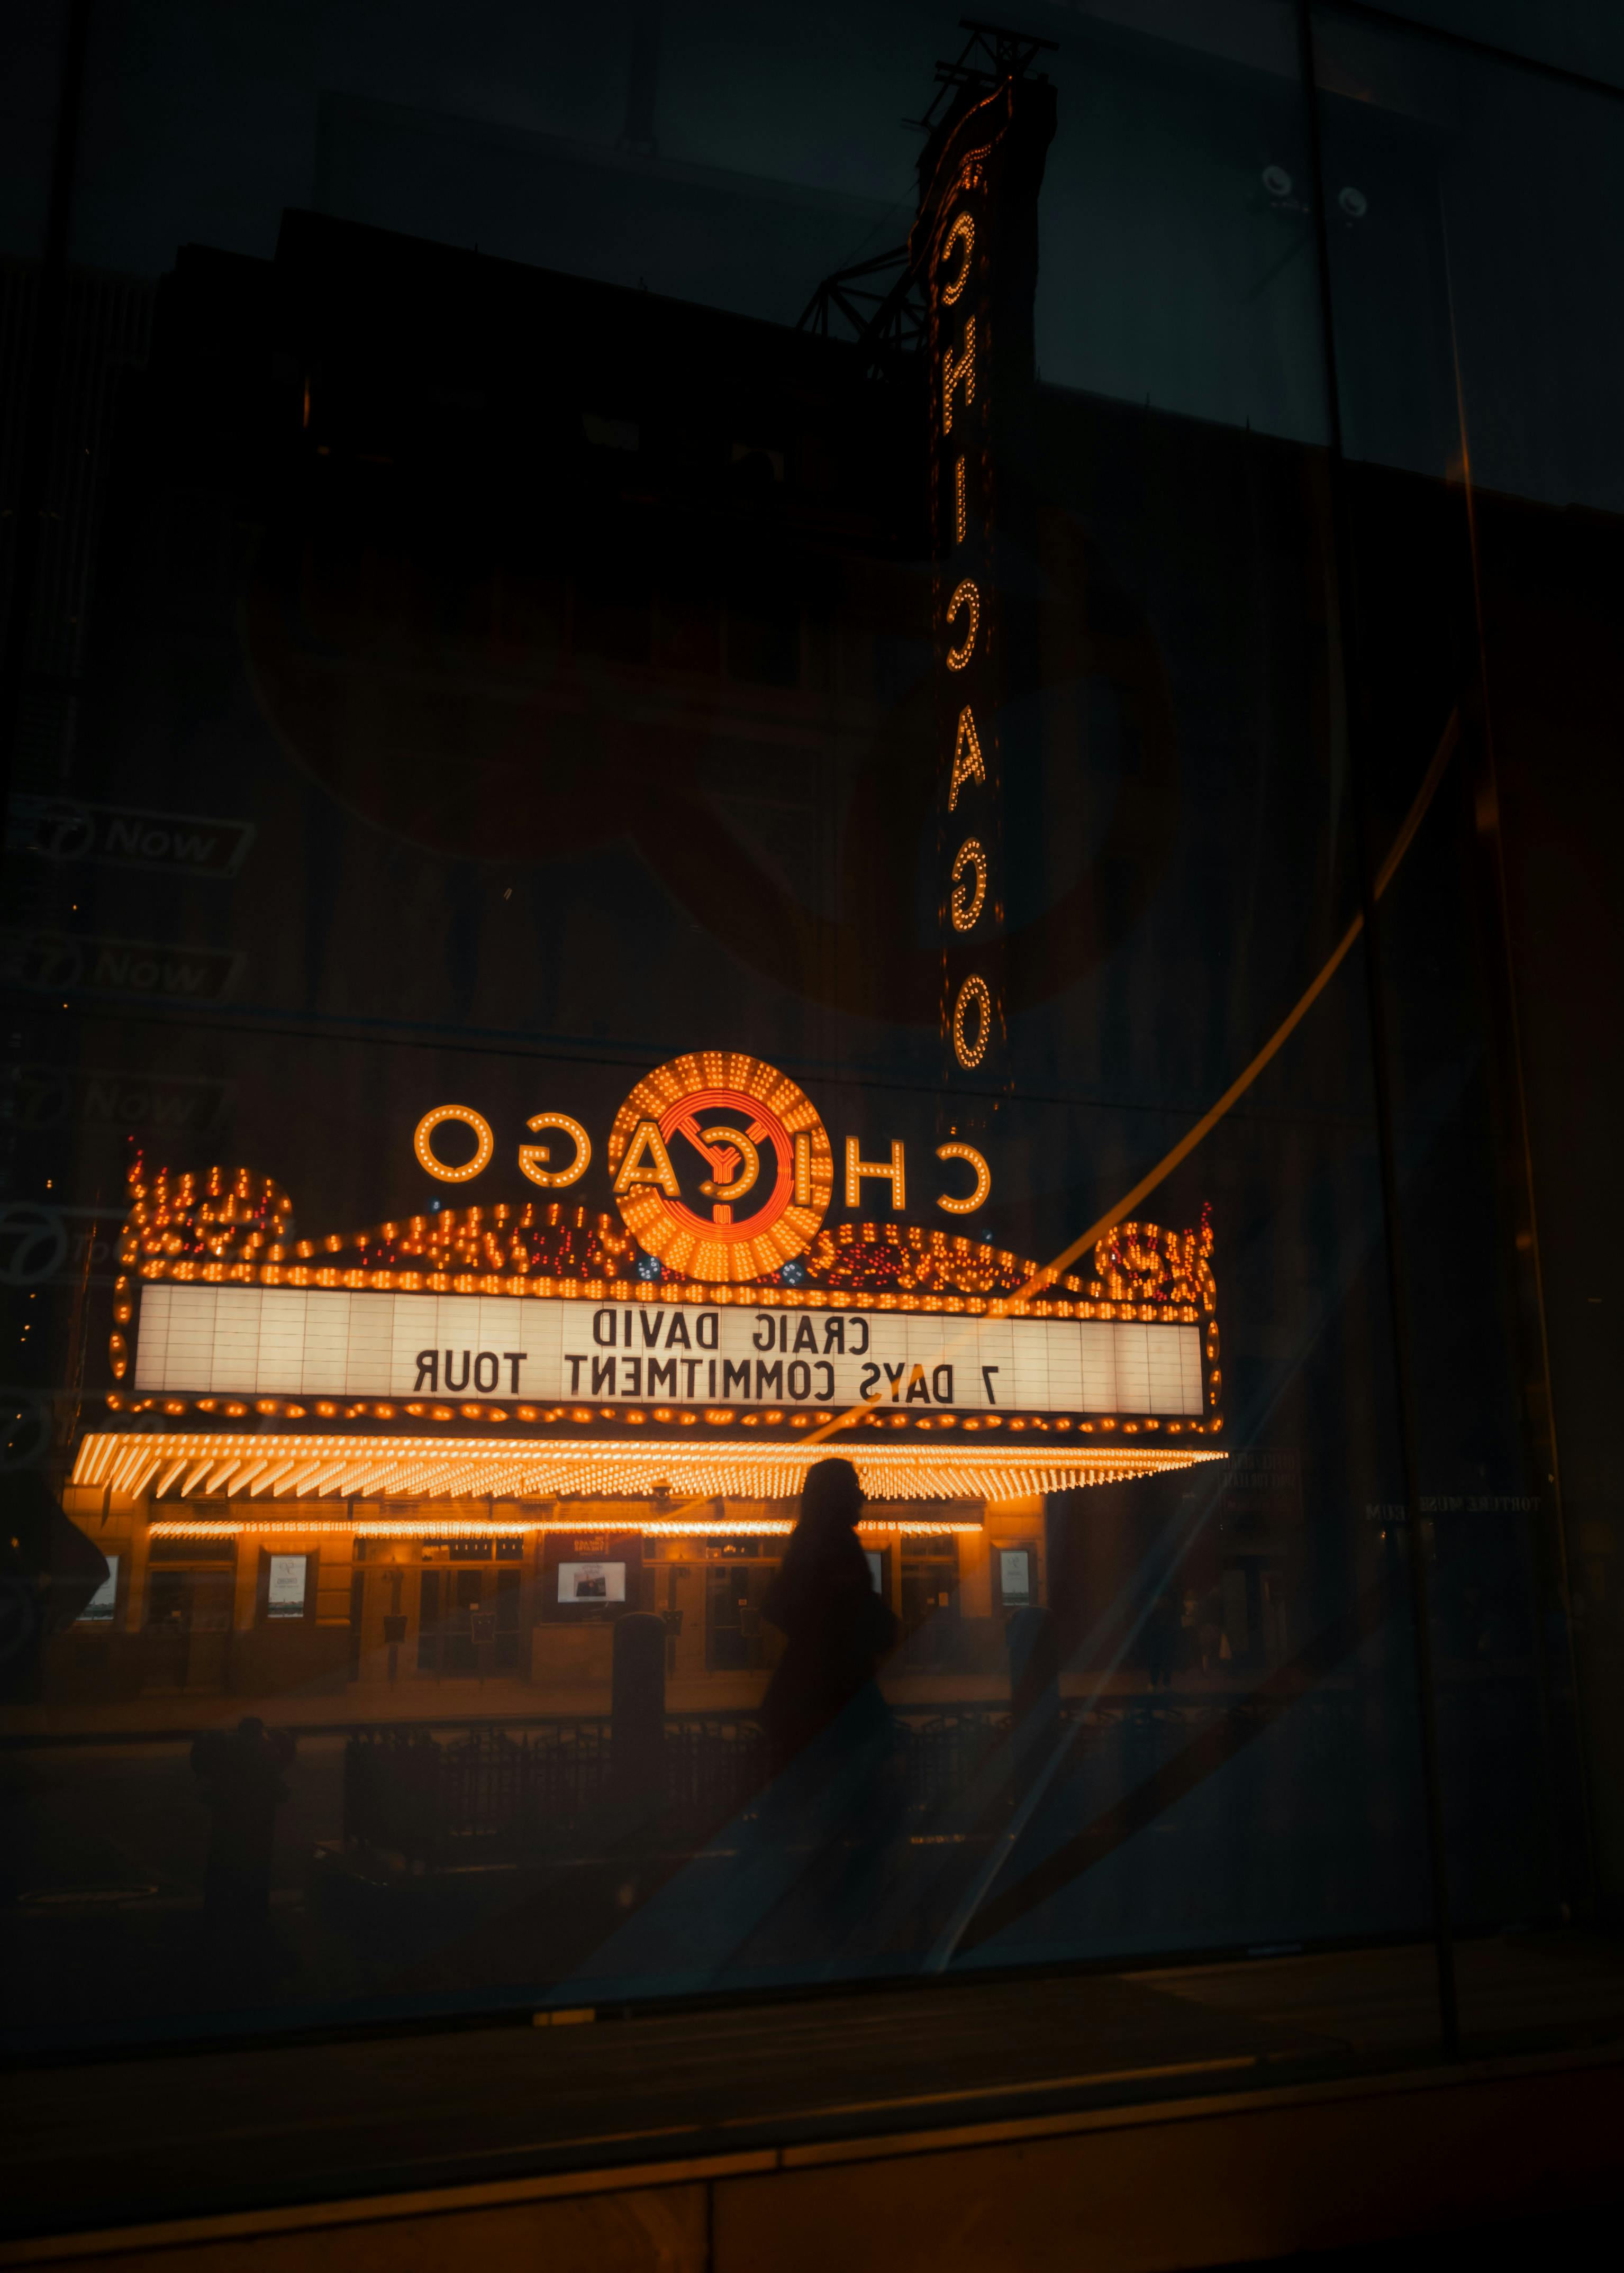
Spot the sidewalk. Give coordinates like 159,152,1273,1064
0,1666,1262,1745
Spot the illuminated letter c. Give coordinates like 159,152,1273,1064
938,210,975,306
944,578,980,670
935,1141,991,1215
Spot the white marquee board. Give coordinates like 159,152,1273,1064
133,1283,1204,1418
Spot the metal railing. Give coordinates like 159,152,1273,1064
340,1693,1363,1870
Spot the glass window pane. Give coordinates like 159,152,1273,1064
1309,0,1619,1985
3,1,1617,2206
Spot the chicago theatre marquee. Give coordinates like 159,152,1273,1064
65,1050,1224,1698
59,61,1225,1701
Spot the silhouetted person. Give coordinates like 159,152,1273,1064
761,1458,897,1777
754,1459,902,1962
190,1717,295,1923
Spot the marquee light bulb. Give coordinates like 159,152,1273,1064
949,837,988,932
415,1106,494,1183
74,1429,1224,1512
952,974,993,1070
938,210,975,305
944,580,980,670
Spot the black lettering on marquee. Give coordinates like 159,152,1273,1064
933,1363,954,1402
418,1311,920,1410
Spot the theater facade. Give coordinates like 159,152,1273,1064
63,1049,1224,1703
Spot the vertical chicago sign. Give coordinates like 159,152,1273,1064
911,63,1056,1095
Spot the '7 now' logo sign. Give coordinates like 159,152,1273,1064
7,797,255,877
0,932,245,1003
3,1064,233,1135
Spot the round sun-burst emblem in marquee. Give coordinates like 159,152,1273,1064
607,1051,834,1283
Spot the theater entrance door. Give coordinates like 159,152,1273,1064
418,1565,523,1677
705,1561,783,1673
142,1566,234,1693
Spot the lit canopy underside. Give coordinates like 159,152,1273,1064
72,1431,1224,1509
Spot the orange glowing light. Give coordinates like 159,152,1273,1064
952,974,993,1071
949,836,988,932
944,579,980,671
518,1113,592,1189
415,1106,494,1184
935,1142,991,1215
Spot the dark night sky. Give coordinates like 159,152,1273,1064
5,0,1622,502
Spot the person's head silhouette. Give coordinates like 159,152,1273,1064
797,1457,863,1544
